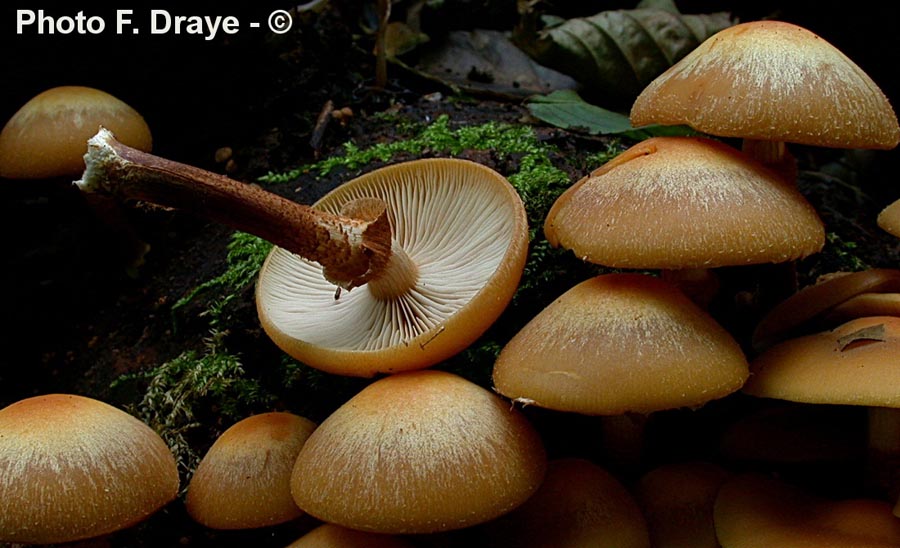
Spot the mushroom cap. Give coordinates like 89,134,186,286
290,370,547,534
630,21,900,149
752,269,900,351
877,198,900,238
0,394,179,545
714,473,900,547
479,458,651,548
492,273,749,415
185,412,317,530
0,86,152,179
285,523,415,548
543,137,824,269
635,461,732,548
256,158,528,377
744,316,900,407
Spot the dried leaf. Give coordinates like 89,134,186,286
517,6,734,105
526,89,697,138
837,324,886,351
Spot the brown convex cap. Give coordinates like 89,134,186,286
544,137,824,269
0,394,179,545
492,273,749,414
630,21,900,149
0,86,152,179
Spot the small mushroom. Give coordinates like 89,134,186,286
0,86,152,180
631,20,900,172
543,136,824,270
878,198,900,239
744,316,900,498
0,394,179,545
290,370,547,534
77,131,529,377
479,458,651,548
185,412,317,530
714,473,900,547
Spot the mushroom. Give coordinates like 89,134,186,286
256,157,529,376
492,273,748,467
285,523,414,548
752,269,900,351
634,461,732,548
77,130,528,377
0,393,179,545
479,458,651,548
0,86,152,180
185,412,317,530
877,198,900,239
543,136,824,270
714,473,900,547
744,316,900,498
492,273,749,415
630,20,900,173
290,370,547,534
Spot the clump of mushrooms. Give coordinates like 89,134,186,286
76,128,528,377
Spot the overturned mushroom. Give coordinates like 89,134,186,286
77,130,528,376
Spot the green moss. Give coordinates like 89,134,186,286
824,231,870,272
110,330,275,479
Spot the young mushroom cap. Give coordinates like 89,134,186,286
492,273,749,415
0,394,179,545
744,315,900,406
543,137,824,269
0,86,152,179
185,412,317,530
714,473,900,547
479,458,651,548
290,370,547,534
630,21,900,150
257,158,529,377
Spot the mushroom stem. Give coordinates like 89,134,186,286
368,242,419,300
867,406,900,499
742,139,797,182
76,128,392,290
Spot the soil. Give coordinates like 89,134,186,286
2,1,900,546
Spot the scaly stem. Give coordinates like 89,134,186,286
76,128,392,290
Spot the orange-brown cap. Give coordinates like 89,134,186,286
290,370,547,534
257,158,528,377
543,137,824,269
744,316,900,406
0,394,179,545
0,86,152,179
715,473,900,547
492,273,749,414
631,21,900,150
635,461,732,548
480,458,651,548
285,523,415,548
878,198,900,238
752,269,900,351
185,412,317,530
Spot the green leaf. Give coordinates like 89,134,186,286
527,89,696,138
517,6,734,105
